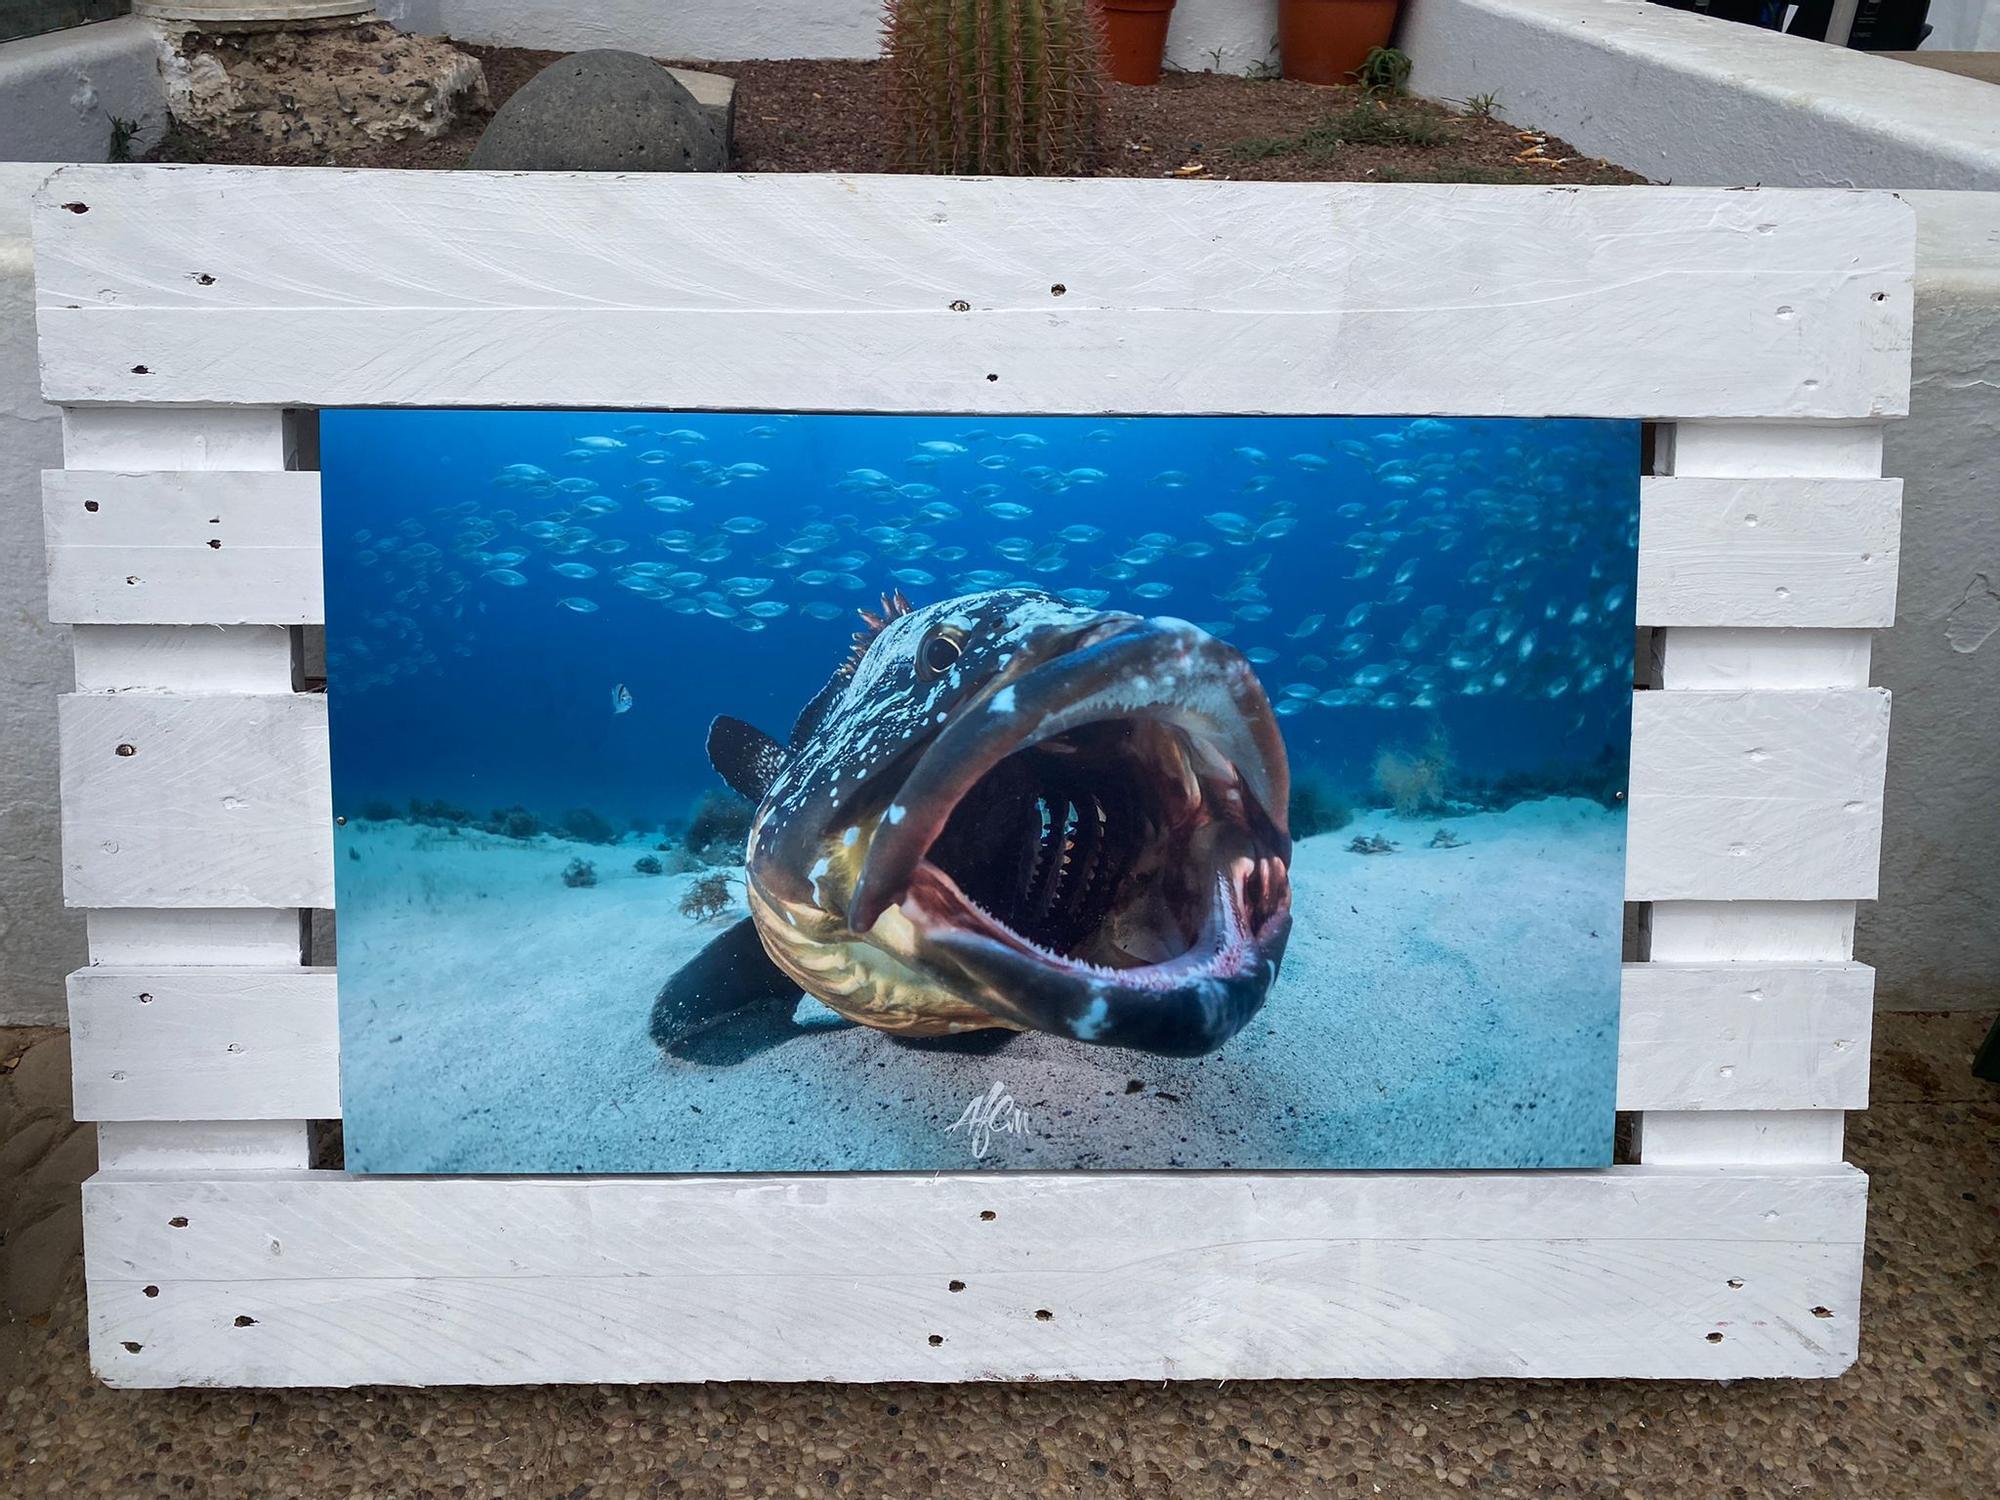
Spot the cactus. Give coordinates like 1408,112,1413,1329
885,0,1107,177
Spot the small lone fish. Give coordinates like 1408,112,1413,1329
612,683,634,715
652,589,1292,1060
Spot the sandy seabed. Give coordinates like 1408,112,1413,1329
335,798,1624,1173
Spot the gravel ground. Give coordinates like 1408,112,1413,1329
3,1012,1994,1498
146,47,1645,186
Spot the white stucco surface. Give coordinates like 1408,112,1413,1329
0,164,84,1026
1402,0,2000,190
0,18,167,163
1864,192,2000,1011
379,0,1281,74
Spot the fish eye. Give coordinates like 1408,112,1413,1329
919,627,965,678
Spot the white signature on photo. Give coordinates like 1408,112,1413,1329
946,1080,1031,1160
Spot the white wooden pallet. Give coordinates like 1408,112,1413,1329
32,167,1912,1387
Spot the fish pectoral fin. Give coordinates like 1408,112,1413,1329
650,915,824,1066
706,715,787,803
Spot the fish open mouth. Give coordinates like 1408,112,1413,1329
851,620,1293,1055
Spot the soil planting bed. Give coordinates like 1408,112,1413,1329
147,46,1646,185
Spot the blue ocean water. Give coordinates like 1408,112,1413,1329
321,410,1638,825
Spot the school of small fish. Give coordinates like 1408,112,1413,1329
327,414,1637,733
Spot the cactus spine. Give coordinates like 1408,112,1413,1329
885,0,1107,176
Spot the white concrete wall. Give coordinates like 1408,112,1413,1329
379,0,1281,75
1925,0,2000,51
0,17,167,163
1402,0,2000,190
1865,192,2000,1011
0,165,85,1026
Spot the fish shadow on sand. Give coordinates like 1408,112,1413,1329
650,914,1023,1067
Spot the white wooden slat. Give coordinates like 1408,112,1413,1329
32,169,1913,418
1634,1112,1846,1166
95,1121,310,1173
44,469,323,625
61,961,1873,1124
1626,688,1888,903
1635,477,1900,628
1669,422,1886,479
1656,628,1873,689
1615,963,1872,1111
62,405,291,469
80,1168,1864,1385
1649,901,1856,962
58,691,331,909
52,687,1881,910
84,910,305,966
68,968,340,1121
70,625,298,694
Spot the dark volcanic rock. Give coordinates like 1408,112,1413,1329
467,49,726,172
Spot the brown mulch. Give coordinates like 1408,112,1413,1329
147,47,1646,185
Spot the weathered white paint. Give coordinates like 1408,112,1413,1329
44,469,325,624
69,624,297,693
378,0,1281,77
95,1120,310,1172
1635,477,1900,628
31,169,1910,1385
58,691,333,909
0,20,166,163
84,909,304,967
1401,0,2000,190
1654,628,1873,690
60,960,1870,1123
1635,1111,1846,1166
32,168,1915,419
82,1168,1864,1385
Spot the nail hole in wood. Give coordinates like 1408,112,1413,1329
121,1340,142,1353
949,299,971,312
979,1209,996,1221
1034,1309,1053,1321
137,992,152,1003
233,1315,257,1327
143,1285,159,1298
207,538,222,549
1726,1278,1743,1289
168,1216,188,1228
115,743,136,757
1051,283,1066,296
192,273,216,286
131,366,149,375
1706,1331,1724,1343
1871,291,1888,302
83,500,99,512
927,1333,943,1346
61,202,89,213
1811,1306,1832,1319
985,373,998,382
948,1280,965,1292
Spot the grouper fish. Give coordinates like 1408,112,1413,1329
653,588,1294,1058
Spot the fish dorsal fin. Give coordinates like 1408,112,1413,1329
790,590,919,749
706,716,787,803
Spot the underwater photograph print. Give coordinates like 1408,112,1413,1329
322,409,1638,1173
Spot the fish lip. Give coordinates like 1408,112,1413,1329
848,617,1291,935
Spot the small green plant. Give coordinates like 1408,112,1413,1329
1353,45,1412,96
108,116,141,163
1230,135,1296,162
1459,91,1501,120
1311,102,1447,152
561,857,598,889
885,0,1107,176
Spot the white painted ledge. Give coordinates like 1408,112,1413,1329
1402,0,2000,189
0,18,167,163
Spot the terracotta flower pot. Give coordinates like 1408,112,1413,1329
1098,0,1176,87
1279,0,1401,86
